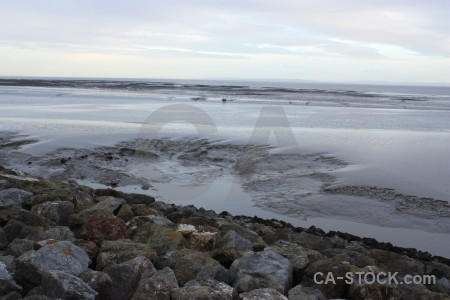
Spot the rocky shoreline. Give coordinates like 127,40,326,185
0,166,449,299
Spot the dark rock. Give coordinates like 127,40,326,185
38,226,75,241
130,222,184,256
2,208,52,242
92,196,125,213
230,250,292,294
321,248,375,268
171,279,238,300
348,282,400,300
0,256,15,275
0,291,22,300
77,216,128,246
288,284,327,300
31,201,74,226
116,204,134,222
68,207,113,228
0,261,22,296
0,188,33,207
426,261,450,278
40,271,97,300
0,228,8,251
103,256,155,300
176,224,218,252
5,239,34,257
73,239,99,262
160,249,229,286
79,269,113,300
96,239,157,270
94,189,155,206
130,204,161,217
239,288,288,300
33,239,59,250
131,267,178,300
14,241,90,291
301,258,350,299
430,277,450,295
371,249,425,275
210,230,252,268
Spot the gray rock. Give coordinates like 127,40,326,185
430,277,450,295
131,267,178,300
93,196,126,213
210,230,252,268
0,256,15,275
79,269,112,300
348,282,400,300
230,250,292,294
264,240,311,282
103,256,155,300
288,284,327,300
130,222,184,256
39,226,75,241
116,204,134,222
40,271,97,300
68,207,113,228
0,188,33,207
96,239,157,270
371,249,425,276
0,228,8,250
5,239,34,257
31,201,74,226
2,208,52,242
0,261,21,296
171,279,237,300
160,249,229,286
239,288,288,300
0,290,22,299
14,241,90,291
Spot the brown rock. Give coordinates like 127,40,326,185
77,216,128,246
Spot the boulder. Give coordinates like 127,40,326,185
0,227,8,250
14,241,90,291
131,223,184,256
40,271,97,300
371,249,425,275
160,249,229,286
171,279,237,300
0,291,22,299
96,239,157,270
79,269,113,300
131,267,178,300
0,261,22,296
288,284,327,300
301,258,350,299
92,196,125,213
68,207,113,228
103,256,155,300
73,239,99,262
31,201,74,226
94,189,155,206
2,208,52,242
0,188,33,207
210,230,253,268
430,277,450,295
38,226,75,241
116,204,134,222
230,250,292,294
264,240,311,282
348,282,400,300
130,204,162,217
0,256,15,275
5,239,34,257
239,288,288,300
426,261,450,278
176,224,218,251
77,216,128,246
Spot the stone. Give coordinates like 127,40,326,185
426,261,450,278
2,208,52,242
371,249,425,275
73,239,99,262
160,249,229,286
79,269,113,300
348,282,400,300
96,239,157,270
210,230,253,268
0,291,22,299
430,277,450,295
103,256,155,300
5,239,34,257
31,201,74,226
68,207,113,228
0,188,33,207
116,204,134,222
77,216,128,246
131,223,184,256
264,240,311,282
33,239,59,250
0,228,8,250
14,241,90,291
301,258,350,299
0,261,22,296
321,248,375,268
176,224,218,251
131,267,178,300
94,189,155,206
131,204,161,217
171,279,237,300
93,196,126,213
230,250,292,294
0,256,15,275
288,284,327,300
40,271,97,300
39,226,75,241
239,288,288,300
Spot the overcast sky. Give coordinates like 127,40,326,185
1,0,449,83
